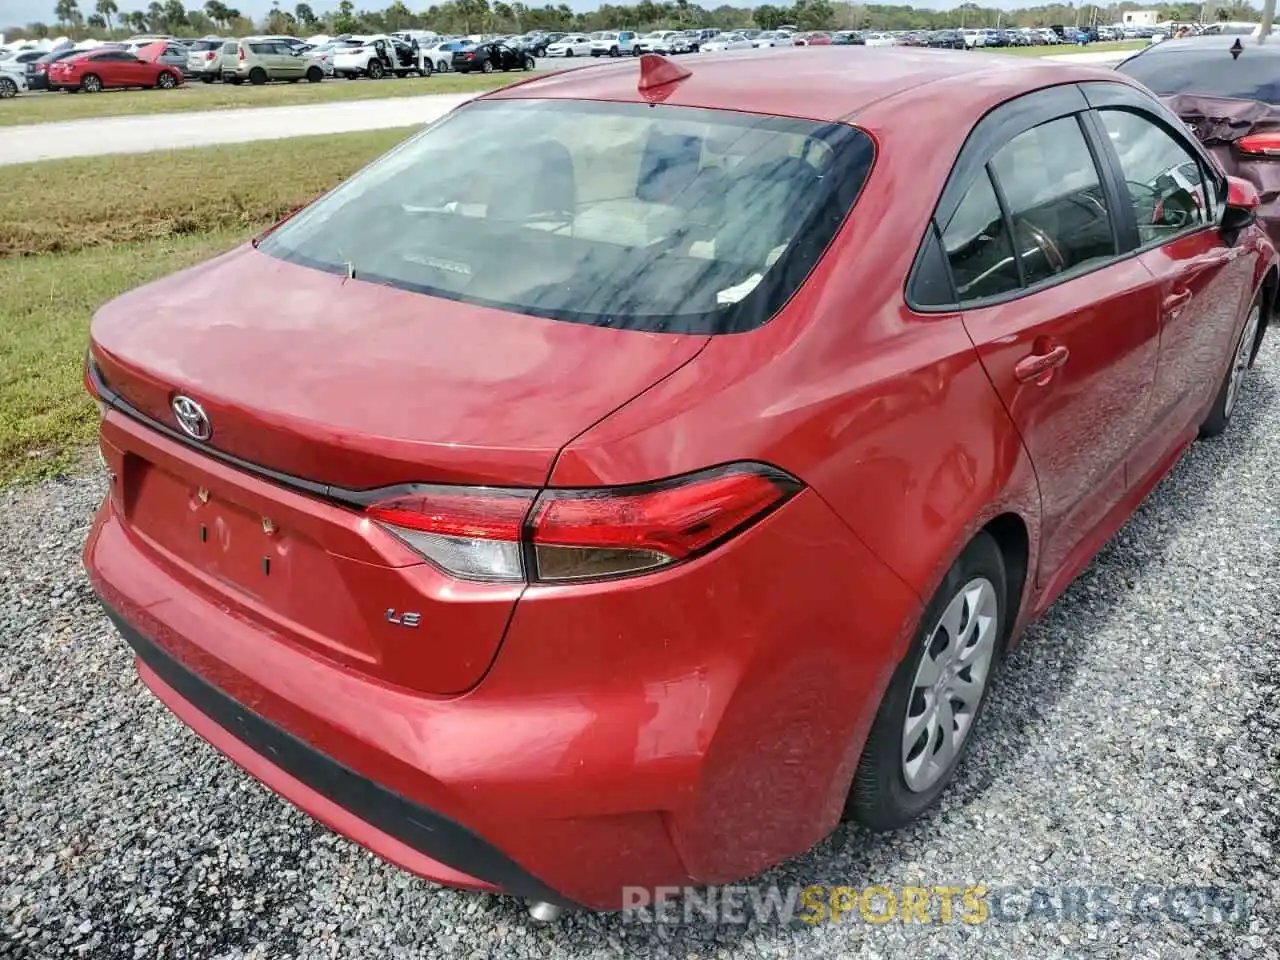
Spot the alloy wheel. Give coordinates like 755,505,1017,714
1224,304,1261,420
901,577,998,793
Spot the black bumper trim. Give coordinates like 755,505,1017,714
101,603,573,907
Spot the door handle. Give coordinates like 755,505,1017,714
1163,288,1193,316
1014,344,1070,385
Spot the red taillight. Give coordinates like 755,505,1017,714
1237,133,1280,158
238,46,245,60
205,51,216,61
464,52,475,59
362,463,801,583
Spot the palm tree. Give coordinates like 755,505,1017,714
96,0,118,30
54,0,83,28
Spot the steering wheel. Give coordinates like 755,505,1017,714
1015,218,1066,273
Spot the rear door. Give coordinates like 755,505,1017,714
1083,86,1255,480
914,86,1162,587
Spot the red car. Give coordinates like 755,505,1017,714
84,49,1273,914
48,46,183,93
794,31,833,46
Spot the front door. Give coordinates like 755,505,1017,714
1093,107,1255,482
944,113,1161,585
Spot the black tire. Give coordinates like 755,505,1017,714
0,77,16,99
631,46,641,55
481,59,494,73
420,60,433,77
248,67,267,85
1201,294,1264,438
565,49,574,57
80,73,103,93
156,70,177,89
523,56,535,70
367,59,384,79
200,74,215,83
847,531,1007,831
609,45,619,57
306,66,323,83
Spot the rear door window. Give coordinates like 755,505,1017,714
988,116,1117,287
257,99,875,334
940,170,1020,301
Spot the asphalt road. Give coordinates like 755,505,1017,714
2,341,1278,957
0,92,476,165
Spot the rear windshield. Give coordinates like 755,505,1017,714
257,100,872,335
189,39,222,51
1119,46,1280,102
221,41,237,53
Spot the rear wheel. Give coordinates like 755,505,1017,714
847,532,1006,830
80,73,103,93
609,45,619,56
420,60,433,77
0,77,16,99
367,59,385,79
306,66,323,82
1201,296,1264,437
156,70,177,89
248,67,267,85
481,59,494,73
523,56,535,70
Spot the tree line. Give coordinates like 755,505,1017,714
6,0,1263,42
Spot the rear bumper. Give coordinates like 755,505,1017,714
102,601,572,905
84,428,921,909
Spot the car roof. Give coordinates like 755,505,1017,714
1128,34,1280,56
481,47,1125,122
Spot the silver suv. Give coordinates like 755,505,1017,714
186,38,229,82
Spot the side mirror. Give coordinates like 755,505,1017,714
1222,175,1260,242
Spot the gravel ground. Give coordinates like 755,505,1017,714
3,346,1279,959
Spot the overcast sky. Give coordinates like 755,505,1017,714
0,0,1021,27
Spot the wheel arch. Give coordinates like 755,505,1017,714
980,511,1031,647
1256,262,1277,363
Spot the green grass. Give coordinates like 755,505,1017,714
0,127,414,484
989,39,1146,57
0,126,410,257
0,72,513,128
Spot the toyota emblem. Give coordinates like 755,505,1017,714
171,395,212,441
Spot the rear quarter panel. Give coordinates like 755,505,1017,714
550,92,1045,632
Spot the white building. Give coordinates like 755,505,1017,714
1122,10,1160,26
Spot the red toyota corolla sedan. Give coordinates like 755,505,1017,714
48,46,183,92
84,49,1274,913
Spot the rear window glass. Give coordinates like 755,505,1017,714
222,42,237,53
257,99,874,335
190,40,222,51
1119,47,1280,102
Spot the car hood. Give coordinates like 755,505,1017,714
89,244,707,490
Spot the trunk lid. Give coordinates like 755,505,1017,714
91,243,705,695
90,243,705,489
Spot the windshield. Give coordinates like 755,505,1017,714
258,99,873,335
1119,46,1280,102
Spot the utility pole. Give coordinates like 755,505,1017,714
1261,0,1275,44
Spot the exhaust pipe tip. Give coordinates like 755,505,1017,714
527,901,565,923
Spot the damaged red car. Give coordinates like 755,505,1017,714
1118,34,1280,246
84,49,1275,914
